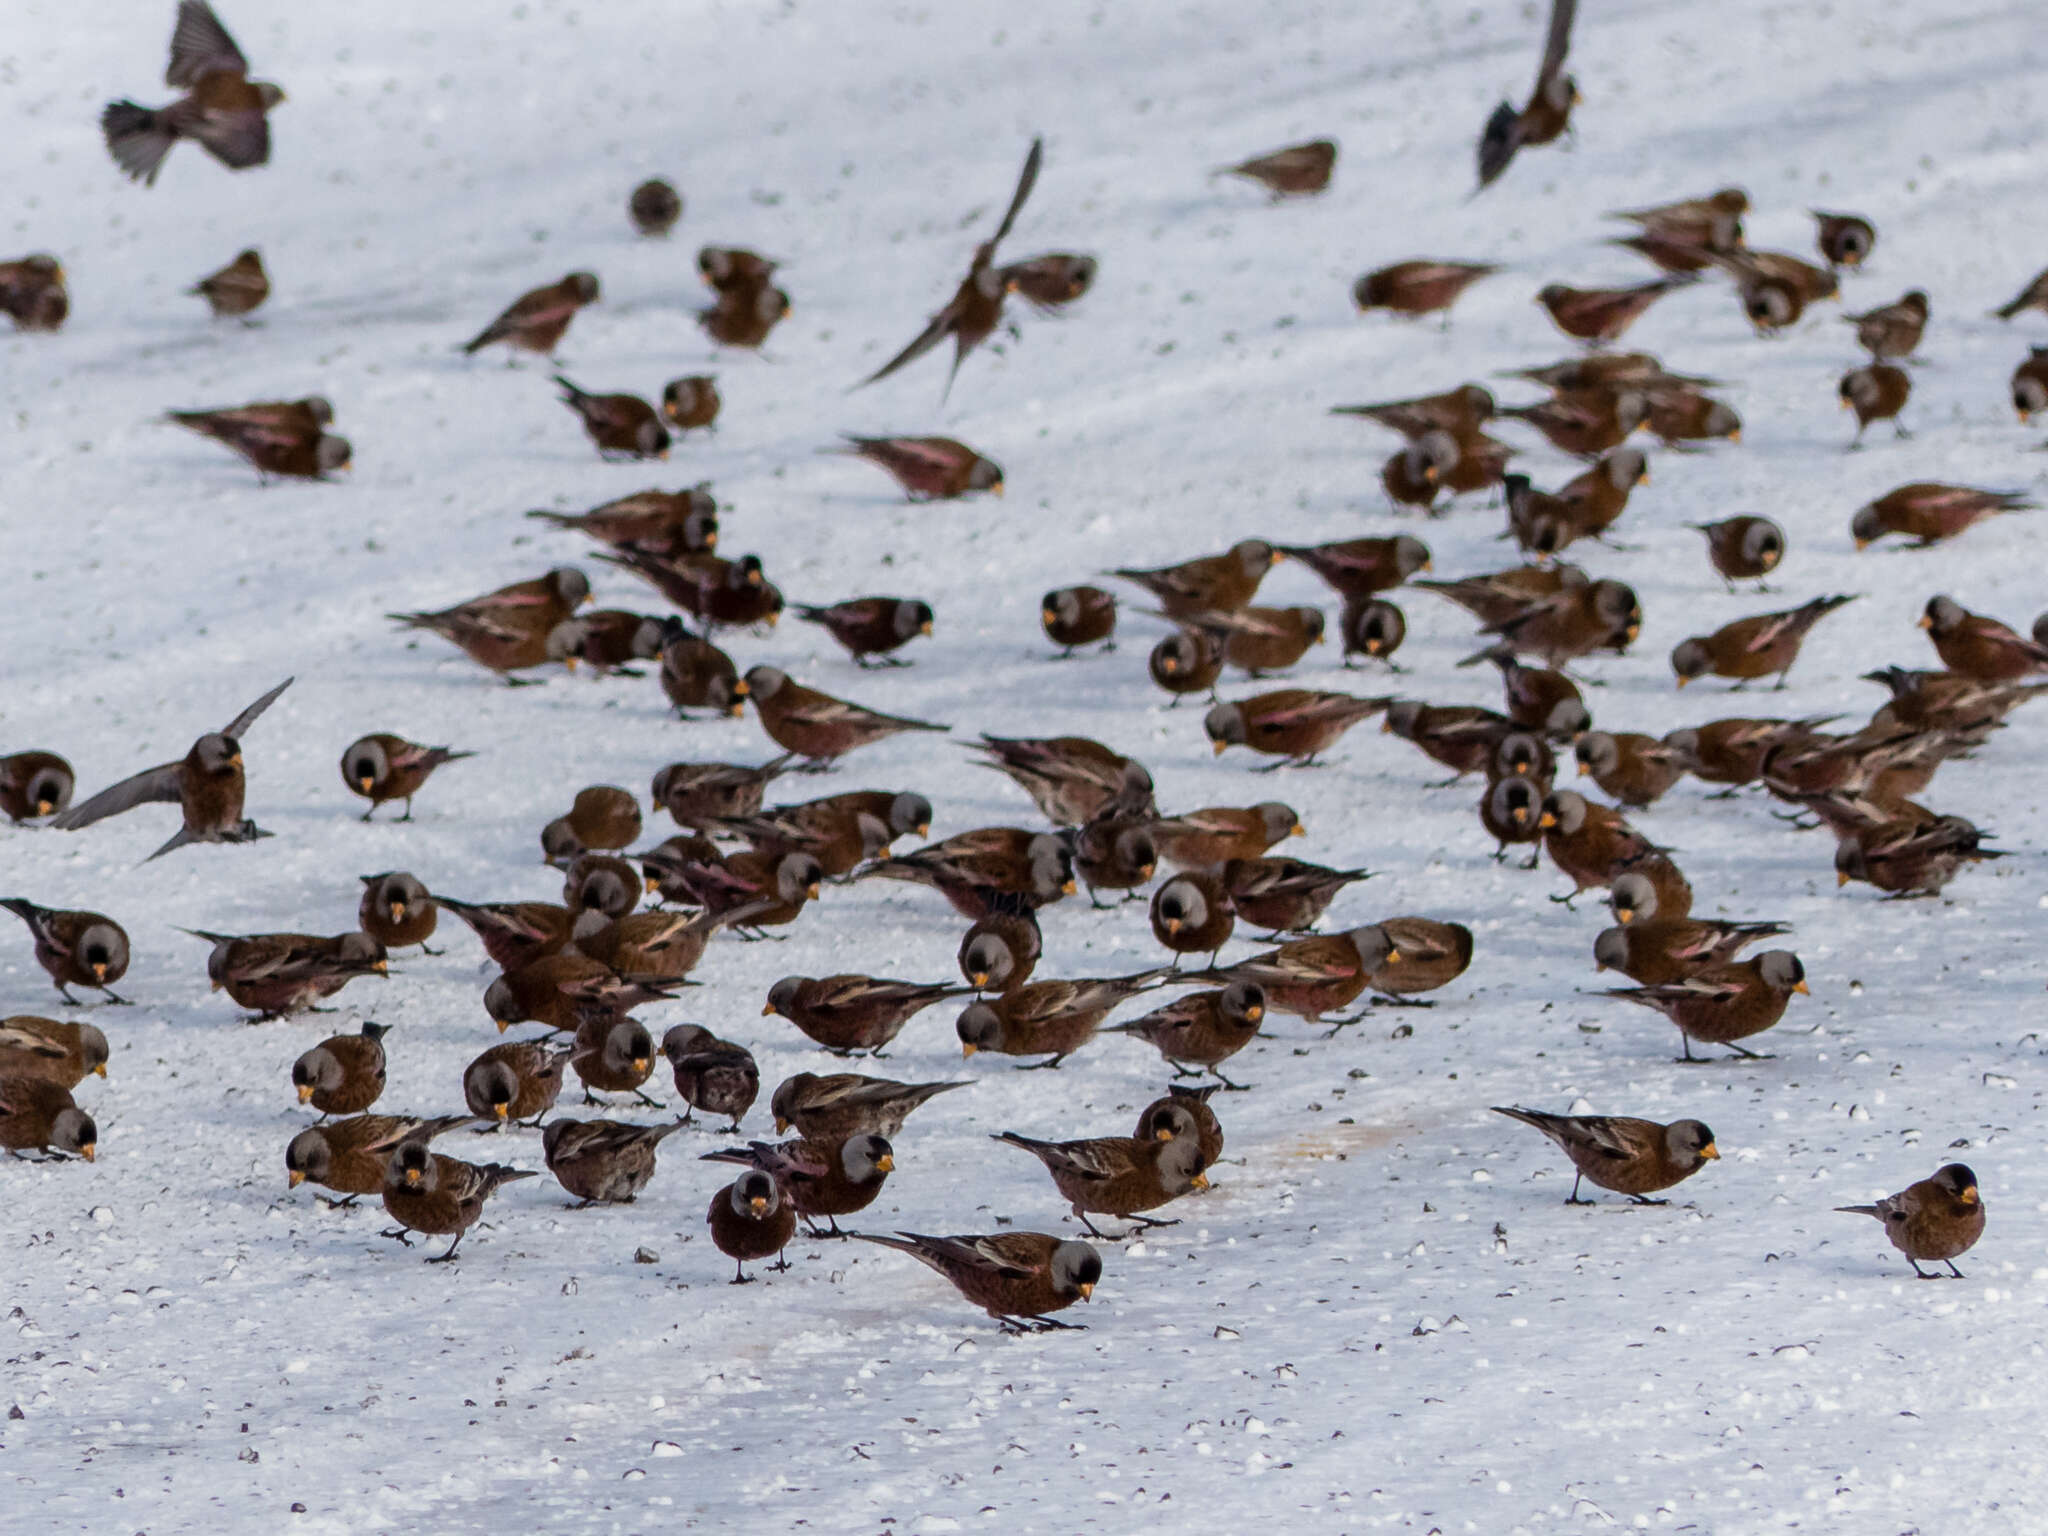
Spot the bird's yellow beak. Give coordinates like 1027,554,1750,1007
645,877,662,894
1164,918,1182,935
494,1103,509,1120
93,962,108,981
36,799,54,815
1155,1128,1174,1141
761,1001,777,1016
1962,1185,1980,1205
1290,823,1305,838
1702,1142,1721,1161
359,776,376,792
94,1062,107,1078
288,1170,305,1188
1855,538,1871,551
1191,1172,1211,1191
1675,676,1690,689
961,1043,978,1058
749,1196,768,1214
992,482,1005,498
1617,909,1634,926
1837,871,1852,887
497,1018,511,1033
1061,879,1077,896
805,883,820,901
969,972,989,988
920,620,934,637
1727,430,1741,443
1793,980,1811,995
1917,615,1934,630
1212,741,1228,757
229,752,244,769
80,1144,96,1163
1539,812,1558,829
1246,1004,1263,1023
1041,608,1058,626
404,1168,423,1186
298,1084,315,1104
389,903,406,922
1077,1282,1094,1301
775,1117,790,1133
875,1154,895,1174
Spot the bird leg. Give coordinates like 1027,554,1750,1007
1371,993,1436,1008
1020,1314,1085,1332
1547,890,1579,909
1207,1067,1251,1092
1121,1214,1182,1236
380,1227,415,1246
1626,1195,1671,1206
730,1262,754,1285
427,1233,466,1263
1564,1173,1593,1205
314,1193,362,1210
1909,1259,1936,1280
1016,1054,1067,1070
768,1251,791,1273
418,944,445,957
632,1088,664,1109
1945,1260,1965,1278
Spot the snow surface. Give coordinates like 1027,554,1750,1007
7,0,2048,1530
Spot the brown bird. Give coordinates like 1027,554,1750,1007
715,788,929,877
1137,1086,1225,1166
1662,715,1827,790
1208,926,1395,1023
860,137,1045,394
0,255,67,331
568,1018,661,1106
598,549,784,631
1354,261,1497,320
770,1073,965,1141
1107,982,1264,1088
959,909,1043,992
1840,363,1912,443
699,247,777,295
1994,265,2048,320
1111,539,1281,619
956,972,1168,1067
705,1171,794,1282
1854,486,2030,550
1416,561,1583,626
1220,858,1370,936
794,597,934,667
1832,808,2004,897
1536,280,1689,345
102,2,282,185
994,1130,1208,1238
190,247,267,318
463,273,599,357
1001,253,1098,310
1692,515,1784,587
1538,790,1661,901
381,1142,536,1263
53,678,290,859
1205,689,1390,765
1278,535,1431,601
852,1231,1100,1332
1148,802,1302,868
1610,188,1748,253
1492,1107,1718,1204
699,279,790,348
1379,429,1513,508
703,1135,895,1236
188,929,386,1019
0,752,72,824
661,1024,758,1131
1149,871,1234,964
285,1113,472,1199
1644,389,1741,445
1671,596,1854,689
629,178,681,235
1331,383,1496,439
1921,595,2048,680
1382,702,1517,781
526,486,719,560
1594,910,1789,986
764,975,970,1056
168,400,349,480
1219,138,1336,197
744,667,947,763
972,736,1155,827
1813,210,1876,269
389,568,589,681
555,376,669,460
562,855,644,920
291,1022,390,1117
340,734,472,821
857,828,1070,919
651,757,795,830
1475,0,1577,190
431,896,575,972
1149,624,1227,702
1606,951,1807,1060
0,900,131,1005
1845,291,1927,360
544,1117,684,1205
1042,585,1117,655
1466,644,1589,740
1836,1163,1984,1279
1369,918,1473,1005
1574,731,1684,808
551,610,673,677
541,785,642,864
1070,817,1158,902
0,1018,109,1091
2014,347,2048,422
661,376,720,431
463,1038,571,1127
0,1077,97,1161
1480,773,1545,865
1340,598,1407,667
1219,606,1326,674
1497,389,1648,458
481,952,671,1035
839,435,1003,501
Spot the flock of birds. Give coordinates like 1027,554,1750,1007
15,0,2048,1329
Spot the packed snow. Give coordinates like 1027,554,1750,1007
6,0,2048,1530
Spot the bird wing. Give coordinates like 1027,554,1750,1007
166,0,249,86
222,677,293,739
858,308,959,387
1533,0,1577,96
189,105,271,171
990,138,1045,248
52,762,184,830
0,1024,69,1068
1562,1115,1653,1163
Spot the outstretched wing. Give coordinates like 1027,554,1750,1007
990,138,1044,248
222,677,293,740
167,0,250,87
858,308,957,388
1533,0,1577,97
52,763,183,830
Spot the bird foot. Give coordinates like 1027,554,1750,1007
380,1227,414,1246
1370,994,1436,1008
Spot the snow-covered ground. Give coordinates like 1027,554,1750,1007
7,0,2048,1530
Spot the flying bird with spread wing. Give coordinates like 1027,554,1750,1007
1475,0,1577,192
